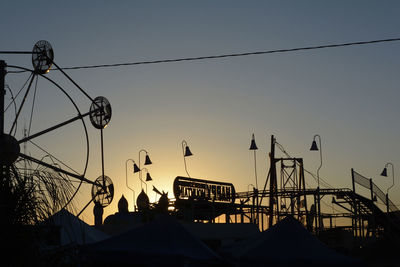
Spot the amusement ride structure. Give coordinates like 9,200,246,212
163,135,400,247
1,42,399,251
0,41,113,223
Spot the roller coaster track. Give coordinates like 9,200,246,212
173,185,400,237
236,187,400,235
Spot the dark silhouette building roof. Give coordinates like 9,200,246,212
136,189,150,211
117,194,128,213
221,216,363,266
81,215,220,265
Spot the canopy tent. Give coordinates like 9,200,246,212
221,216,364,267
81,215,221,266
45,209,109,247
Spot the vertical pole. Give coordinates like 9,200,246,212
100,128,105,187
253,150,258,189
386,193,391,235
313,194,317,232
268,135,277,228
299,159,309,229
351,168,358,238
0,60,6,134
317,188,321,234
255,188,259,229
369,178,376,237
261,207,264,231
0,61,6,185
315,135,323,235
0,61,6,227
240,202,244,223
360,209,364,237
386,193,389,213
251,190,254,223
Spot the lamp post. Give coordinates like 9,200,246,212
381,162,395,196
138,149,152,190
249,134,258,189
310,134,322,234
182,140,193,177
125,159,140,210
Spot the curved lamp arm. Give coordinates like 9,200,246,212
385,162,395,195
125,158,136,209
182,140,193,177
311,134,322,188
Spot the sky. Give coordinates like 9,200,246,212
1,1,400,224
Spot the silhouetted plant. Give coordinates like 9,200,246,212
2,160,77,225
1,159,78,265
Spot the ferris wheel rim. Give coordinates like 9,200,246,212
5,64,91,209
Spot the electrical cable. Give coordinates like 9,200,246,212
57,37,400,71
6,37,400,74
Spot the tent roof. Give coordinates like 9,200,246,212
222,216,361,265
84,215,219,262
48,209,109,246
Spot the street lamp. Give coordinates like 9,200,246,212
182,140,193,177
381,162,395,195
138,149,152,189
139,167,153,194
125,159,140,210
310,134,323,234
249,133,258,189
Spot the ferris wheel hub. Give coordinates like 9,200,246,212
0,134,20,166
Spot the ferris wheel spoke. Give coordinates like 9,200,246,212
18,110,93,144
18,152,95,185
9,74,36,135
50,60,94,103
4,73,33,114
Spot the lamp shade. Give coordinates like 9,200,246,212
133,163,141,173
249,134,258,150
184,146,193,157
146,172,153,182
381,167,388,177
144,154,152,165
310,140,319,151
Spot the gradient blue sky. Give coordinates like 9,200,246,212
2,1,400,223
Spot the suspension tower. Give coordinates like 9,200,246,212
264,135,309,229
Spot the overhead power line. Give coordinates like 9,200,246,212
58,37,400,71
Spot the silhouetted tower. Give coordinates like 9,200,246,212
265,135,309,228
268,135,278,227
118,194,129,213
278,158,308,224
137,190,150,212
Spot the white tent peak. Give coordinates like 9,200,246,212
46,209,109,246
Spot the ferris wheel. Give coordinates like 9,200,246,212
0,40,114,223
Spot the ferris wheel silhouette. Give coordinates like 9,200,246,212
0,40,114,221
